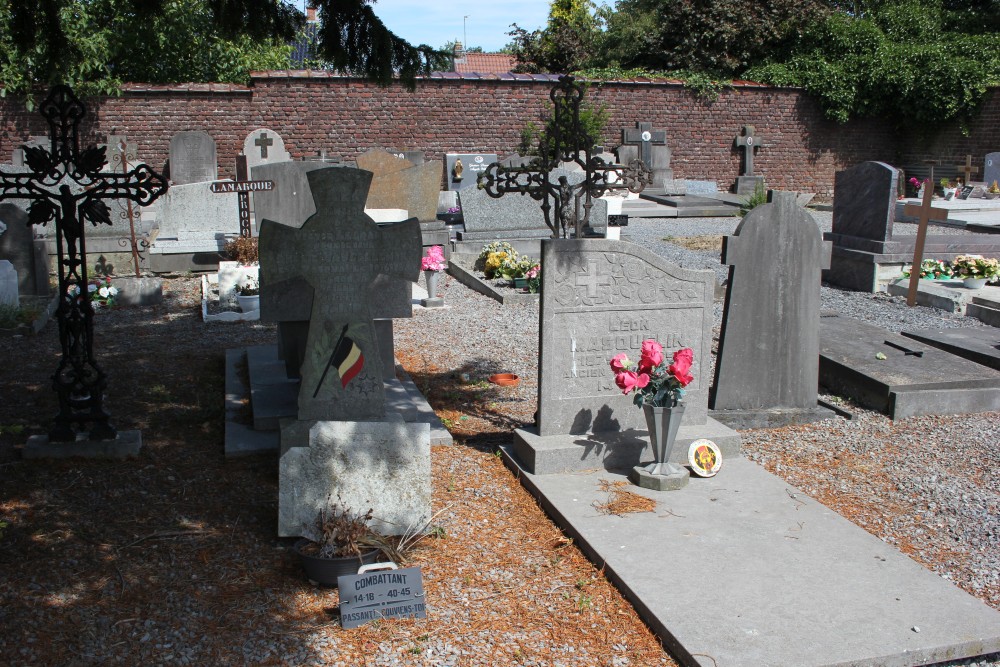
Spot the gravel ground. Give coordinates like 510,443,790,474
397,210,999,666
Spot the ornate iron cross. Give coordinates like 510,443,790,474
0,86,168,442
478,75,650,239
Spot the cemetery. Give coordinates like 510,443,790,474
1,68,1000,666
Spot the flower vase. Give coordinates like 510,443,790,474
424,270,440,298
642,402,686,477
963,277,988,289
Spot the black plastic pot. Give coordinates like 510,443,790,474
294,539,380,587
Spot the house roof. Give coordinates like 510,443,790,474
453,53,516,75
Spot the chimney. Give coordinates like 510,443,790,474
453,42,465,61
306,5,318,23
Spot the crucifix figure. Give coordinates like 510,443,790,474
903,188,949,307
955,154,978,185
735,125,763,177
254,132,274,159
479,75,650,238
0,86,168,441
621,122,666,170
210,154,274,237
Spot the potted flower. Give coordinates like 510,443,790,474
235,276,260,312
902,259,951,281
525,263,541,293
610,342,694,485
294,499,382,587
987,181,1000,200
940,178,958,200
950,254,999,289
909,176,930,199
438,204,463,225
477,241,517,277
68,277,120,309
223,236,258,266
420,245,447,299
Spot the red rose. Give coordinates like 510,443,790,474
668,348,694,387
614,370,649,394
638,339,663,373
609,353,629,373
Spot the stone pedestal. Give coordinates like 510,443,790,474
24,430,143,460
630,465,689,491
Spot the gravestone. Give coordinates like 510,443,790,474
733,125,765,195
0,203,48,296
984,152,1000,187
258,167,421,421
460,168,609,241
616,122,682,194
710,192,835,427
168,131,217,185
511,239,740,474
355,149,439,221
9,136,49,166
242,128,291,171
825,161,1000,291
148,182,239,272
0,260,18,306
384,149,425,165
445,153,497,191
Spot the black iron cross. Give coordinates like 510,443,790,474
254,132,274,159
735,125,763,176
479,75,651,238
209,154,274,237
622,122,666,169
0,86,168,442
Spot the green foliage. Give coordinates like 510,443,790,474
574,66,732,101
508,0,605,73
739,181,769,217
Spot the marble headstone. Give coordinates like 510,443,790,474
445,153,498,191
711,193,833,426
832,161,898,242
149,182,239,254
355,149,439,221
243,129,291,172
536,239,714,437
0,260,18,307
984,152,1000,188
168,131,217,185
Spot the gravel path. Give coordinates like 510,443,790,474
398,211,1000,666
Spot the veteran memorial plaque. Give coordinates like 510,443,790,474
338,567,427,629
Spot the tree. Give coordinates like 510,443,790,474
507,0,605,73
0,0,449,101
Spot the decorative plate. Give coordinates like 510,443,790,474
688,439,722,477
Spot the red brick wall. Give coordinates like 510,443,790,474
3,73,991,198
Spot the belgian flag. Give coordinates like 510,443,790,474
314,324,364,397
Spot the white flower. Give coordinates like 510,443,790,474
99,286,110,298
108,286,119,297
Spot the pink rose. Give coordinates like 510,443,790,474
609,353,629,373
638,339,663,373
668,348,694,387
614,370,649,394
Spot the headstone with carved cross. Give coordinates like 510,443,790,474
0,86,168,443
903,188,949,307
734,125,765,195
242,128,291,172
259,167,421,421
616,122,675,192
955,154,979,186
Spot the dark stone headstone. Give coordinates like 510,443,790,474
710,192,834,427
445,153,498,191
984,152,1000,188
617,122,674,192
832,161,898,242
168,131,217,185
0,203,48,296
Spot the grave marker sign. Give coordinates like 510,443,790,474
210,155,274,237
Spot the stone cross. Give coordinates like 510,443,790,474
621,122,666,169
0,86,168,441
210,154,274,237
955,154,978,185
254,132,274,159
903,187,948,307
735,125,763,176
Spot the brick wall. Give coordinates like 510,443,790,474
3,73,993,198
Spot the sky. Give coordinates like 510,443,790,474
309,1,552,52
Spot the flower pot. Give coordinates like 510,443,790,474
237,294,260,312
963,277,988,289
985,192,1000,200
489,373,520,387
294,539,380,587
424,270,440,299
513,277,528,289
642,402,686,477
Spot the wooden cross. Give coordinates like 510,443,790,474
956,154,978,184
735,125,763,176
209,154,273,237
0,86,168,441
903,187,949,307
254,132,274,159
622,122,666,168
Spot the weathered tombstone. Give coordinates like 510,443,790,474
258,167,421,421
0,260,18,307
832,161,898,241
168,131,217,185
511,239,740,474
733,125,765,195
0,203,49,296
148,182,239,271
984,152,1000,187
384,149,425,165
356,149,439,221
710,192,835,427
445,153,498,191
242,128,291,172
616,122,681,193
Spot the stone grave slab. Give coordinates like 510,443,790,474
711,193,835,428
445,153,497,191
502,453,1000,667
819,314,1000,418
168,131,217,185
278,417,431,537
242,128,291,171
0,203,49,296
149,181,239,271
902,327,1000,371
637,193,739,217
356,149,439,221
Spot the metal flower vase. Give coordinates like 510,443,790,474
642,402,686,476
424,270,440,298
